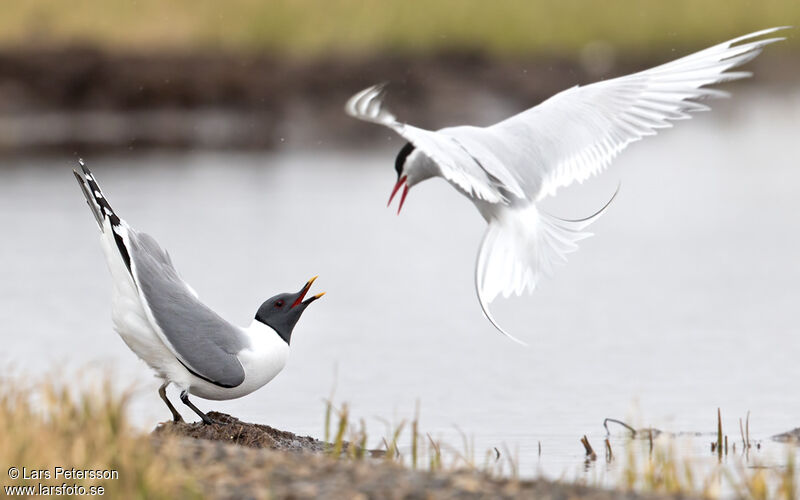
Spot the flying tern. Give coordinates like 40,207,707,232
73,160,324,424
346,27,788,344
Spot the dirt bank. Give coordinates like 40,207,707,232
153,412,693,500
0,46,795,154
153,411,332,452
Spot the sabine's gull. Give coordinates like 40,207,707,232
73,161,324,424
345,27,788,344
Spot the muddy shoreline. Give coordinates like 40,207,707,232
0,46,796,154
153,412,689,500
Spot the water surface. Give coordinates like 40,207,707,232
2,90,800,481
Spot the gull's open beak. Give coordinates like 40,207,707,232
292,276,325,308
387,175,409,215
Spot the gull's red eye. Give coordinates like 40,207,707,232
275,300,284,308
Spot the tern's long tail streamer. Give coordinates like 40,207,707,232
475,188,619,344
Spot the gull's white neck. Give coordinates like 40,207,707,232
234,320,290,394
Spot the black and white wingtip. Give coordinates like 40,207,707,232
73,159,133,273
73,167,103,229
73,159,121,229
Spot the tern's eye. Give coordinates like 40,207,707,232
275,300,285,308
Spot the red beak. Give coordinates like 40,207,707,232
388,175,409,215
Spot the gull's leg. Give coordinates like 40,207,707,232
158,382,184,423
179,390,214,425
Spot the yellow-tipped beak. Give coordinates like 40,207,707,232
293,276,324,307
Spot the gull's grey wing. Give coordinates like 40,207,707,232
456,27,788,201
128,230,249,388
345,84,511,203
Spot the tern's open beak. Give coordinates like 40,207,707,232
387,175,409,215
292,275,325,308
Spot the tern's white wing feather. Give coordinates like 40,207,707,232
346,84,508,203
467,27,789,201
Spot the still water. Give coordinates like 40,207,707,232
1,90,800,482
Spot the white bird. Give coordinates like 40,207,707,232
73,160,324,424
345,27,788,344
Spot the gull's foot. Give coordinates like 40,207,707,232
179,390,221,426
200,414,222,426
202,411,236,426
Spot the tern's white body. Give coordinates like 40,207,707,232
346,27,788,343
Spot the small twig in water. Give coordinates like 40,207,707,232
605,438,613,462
746,410,751,449
740,417,747,450
717,408,723,460
603,418,636,437
580,435,597,461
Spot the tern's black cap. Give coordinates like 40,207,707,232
395,142,415,177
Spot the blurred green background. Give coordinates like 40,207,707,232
0,1,795,154
3,0,797,56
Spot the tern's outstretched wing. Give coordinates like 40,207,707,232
127,230,249,388
345,84,513,203
473,27,788,201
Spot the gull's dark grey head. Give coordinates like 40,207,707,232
255,276,324,345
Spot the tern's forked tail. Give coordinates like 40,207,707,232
474,188,619,345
